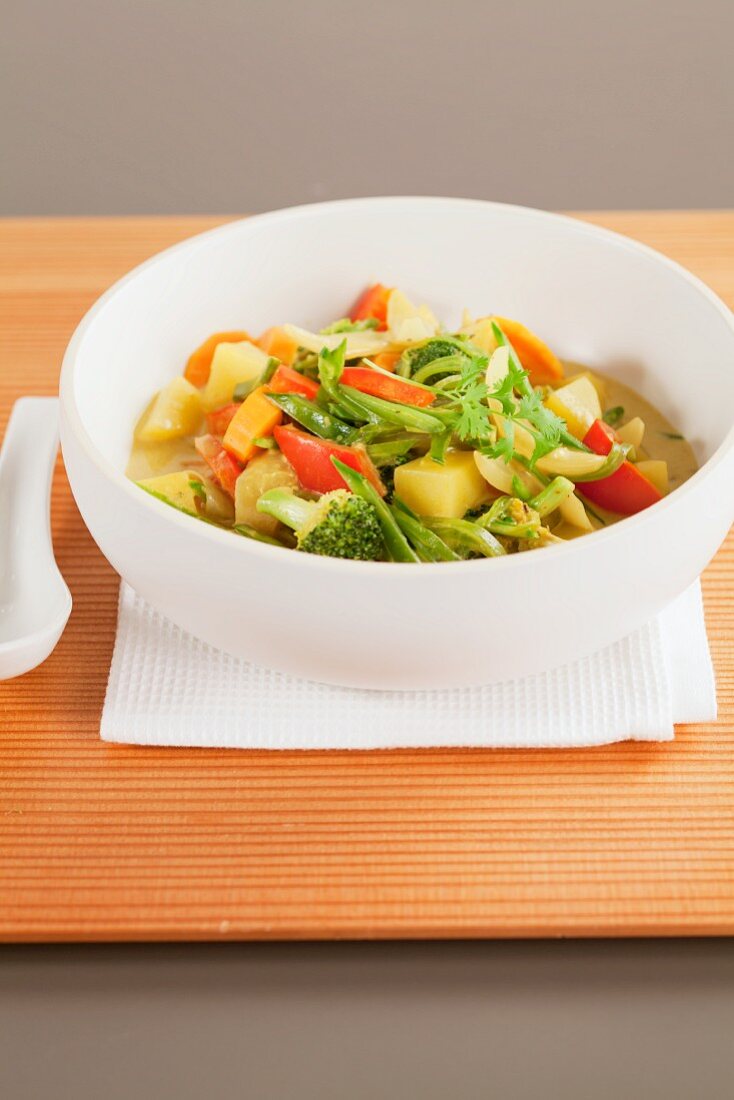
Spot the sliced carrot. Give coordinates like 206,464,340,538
370,351,401,373
184,330,250,388
257,326,298,366
493,317,564,386
222,386,283,463
349,283,392,330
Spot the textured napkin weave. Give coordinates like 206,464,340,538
100,581,715,749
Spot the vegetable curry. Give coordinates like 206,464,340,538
127,285,697,563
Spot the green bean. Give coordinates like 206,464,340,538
391,501,460,562
423,517,506,558
367,436,422,467
233,524,284,547
511,475,533,502
528,476,575,516
474,497,541,539
411,354,469,385
429,430,452,464
267,393,356,443
433,374,462,392
339,386,448,434
570,442,629,482
331,459,419,563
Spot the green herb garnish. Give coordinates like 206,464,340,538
602,406,624,427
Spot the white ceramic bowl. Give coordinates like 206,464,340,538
60,198,734,689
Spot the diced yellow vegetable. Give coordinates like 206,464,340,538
395,450,491,517
234,451,299,536
137,469,233,522
563,370,607,408
616,416,645,450
135,377,203,443
635,459,669,495
465,317,499,356
545,376,602,440
184,330,250,387
474,452,542,496
202,340,271,412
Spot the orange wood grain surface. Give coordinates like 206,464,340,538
0,212,733,942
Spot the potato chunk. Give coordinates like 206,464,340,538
394,451,490,518
135,377,203,443
545,376,602,440
616,416,645,451
137,469,233,522
202,340,271,411
234,451,299,536
635,459,669,495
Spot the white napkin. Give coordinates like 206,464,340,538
100,580,716,749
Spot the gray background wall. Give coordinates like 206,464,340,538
3,0,733,215
3,7,734,1098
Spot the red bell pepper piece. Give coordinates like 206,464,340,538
267,364,320,401
194,434,243,497
340,367,435,407
580,419,663,515
273,425,385,496
349,283,392,330
205,403,240,437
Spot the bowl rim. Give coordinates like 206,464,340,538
60,195,734,577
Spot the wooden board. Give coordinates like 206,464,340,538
0,212,733,942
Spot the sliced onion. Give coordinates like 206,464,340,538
558,491,592,530
474,452,542,496
535,447,611,478
284,324,389,360
616,416,645,450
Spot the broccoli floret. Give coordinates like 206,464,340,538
398,337,466,378
256,488,384,560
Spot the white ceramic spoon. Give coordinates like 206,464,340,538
0,397,72,680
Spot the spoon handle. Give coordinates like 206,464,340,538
0,397,60,543
0,397,72,679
